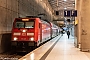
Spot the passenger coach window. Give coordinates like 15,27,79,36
15,22,24,28
39,23,40,28
25,22,34,28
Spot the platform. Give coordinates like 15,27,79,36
19,34,90,60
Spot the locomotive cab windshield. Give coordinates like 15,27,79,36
14,18,35,28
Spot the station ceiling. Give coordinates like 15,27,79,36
48,0,75,26
48,0,75,11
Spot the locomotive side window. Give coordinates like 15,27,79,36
25,22,34,28
15,22,24,28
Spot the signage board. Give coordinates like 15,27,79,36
64,10,77,17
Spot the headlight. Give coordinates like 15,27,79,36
13,33,20,35
30,37,34,41
23,30,27,32
14,37,18,41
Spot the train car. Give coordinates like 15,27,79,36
11,17,51,49
50,23,60,38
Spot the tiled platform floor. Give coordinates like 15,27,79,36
45,34,90,60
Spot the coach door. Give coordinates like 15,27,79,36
39,23,42,42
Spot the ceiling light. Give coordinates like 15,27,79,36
64,8,67,9
64,0,67,1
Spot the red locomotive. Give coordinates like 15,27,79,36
11,17,59,49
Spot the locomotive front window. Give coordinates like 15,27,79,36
15,22,24,28
25,22,34,28
15,19,35,28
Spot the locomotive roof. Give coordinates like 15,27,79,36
15,17,50,23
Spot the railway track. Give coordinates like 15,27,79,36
0,53,22,60
0,46,38,60
0,50,30,60
0,37,54,60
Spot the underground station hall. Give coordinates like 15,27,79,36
0,0,90,60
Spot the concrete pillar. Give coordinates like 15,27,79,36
76,0,90,51
80,0,90,51
75,0,81,48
